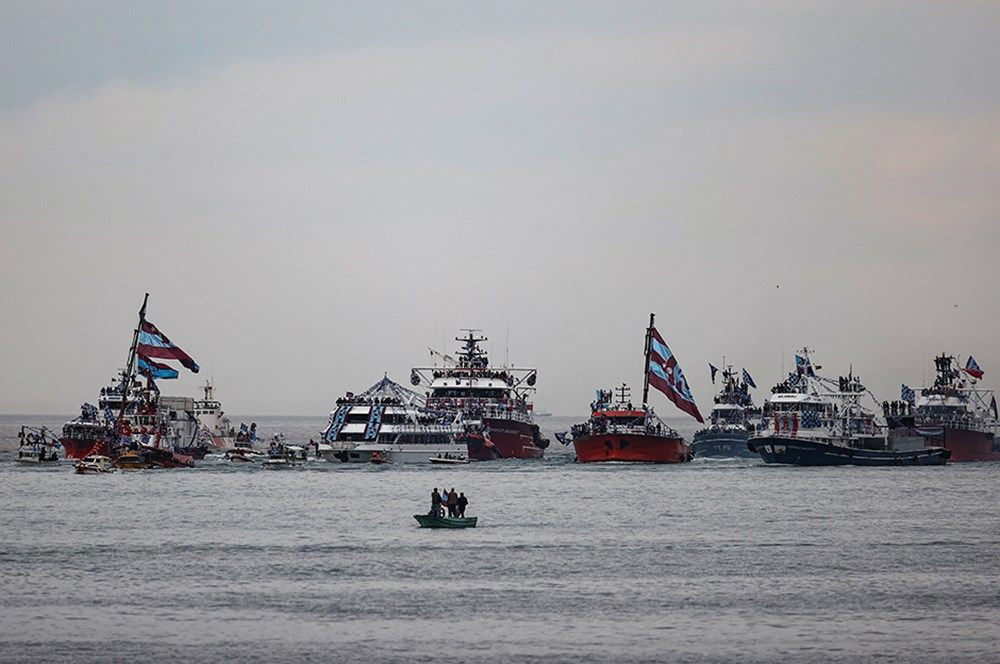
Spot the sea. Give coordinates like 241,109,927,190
1,414,999,663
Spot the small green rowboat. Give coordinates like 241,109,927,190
414,514,478,528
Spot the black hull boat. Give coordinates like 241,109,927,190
749,436,950,466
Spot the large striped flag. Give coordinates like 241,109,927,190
137,320,199,373
647,326,704,423
137,354,179,380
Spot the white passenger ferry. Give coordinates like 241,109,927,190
318,375,465,463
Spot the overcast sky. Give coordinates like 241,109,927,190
2,1,999,416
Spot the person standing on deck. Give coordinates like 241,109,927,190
447,488,459,517
431,487,442,517
457,492,468,518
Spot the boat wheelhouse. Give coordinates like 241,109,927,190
749,348,949,466
410,330,548,460
319,375,465,463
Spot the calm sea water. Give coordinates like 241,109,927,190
1,414,999,663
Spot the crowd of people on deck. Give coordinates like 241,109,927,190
430,487,469,518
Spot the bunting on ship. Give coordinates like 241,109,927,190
138,320,200,373
646,324,704,423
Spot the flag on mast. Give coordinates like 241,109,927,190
742,369,757,389
137,354,179,380
137,320,199,373
709,364,719,384
963,355,984,380
646,326,703,423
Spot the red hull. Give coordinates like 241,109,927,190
59,436,110,460
927,427,1000,462
573,433,691,463
466,418,546,460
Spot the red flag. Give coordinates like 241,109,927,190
647,326,704,423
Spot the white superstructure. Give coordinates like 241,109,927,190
194,380,236,449
319,375,465,463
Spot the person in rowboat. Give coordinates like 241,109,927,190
447,488,459,517
457,492,468,517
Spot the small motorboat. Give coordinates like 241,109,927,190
75,455,114,474
224,441,264,462
261,443,307,469
429,454,470,465
16,426,61,464
114,450,150,470
413,514,478,528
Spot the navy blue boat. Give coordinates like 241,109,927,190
750,348,950,467
692,363,759,458
748,436,950,466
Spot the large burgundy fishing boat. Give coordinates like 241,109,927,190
410,330,548,460
59,293,201,468
567,314,701,464
913,353,999,462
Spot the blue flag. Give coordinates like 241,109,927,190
709,364,719,384
901,384,915,404
742,369,757,389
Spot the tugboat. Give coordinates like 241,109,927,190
411,331,549,460
567,314,701,463
691,363,759,458
748,348,950,466
59,293,202,468
318,375,466,463
911,354,999,461
15,426,61,464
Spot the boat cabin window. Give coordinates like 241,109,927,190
432,387,509,400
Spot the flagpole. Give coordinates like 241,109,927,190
116,292,149,429
642,312,654,406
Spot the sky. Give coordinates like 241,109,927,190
1,1,999,416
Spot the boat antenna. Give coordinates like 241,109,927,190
642,312,654,405
505,319,510,367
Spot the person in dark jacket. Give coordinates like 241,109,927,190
431,488,442,517
457,492,468,518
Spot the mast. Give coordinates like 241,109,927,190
642,312,654,405
116,292,149,428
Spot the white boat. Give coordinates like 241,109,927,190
223,440,265,462
75,455,114,474
16,427,61,464
194,380,237,449
429,453,470,465
262,439,307,468
319,375,466,463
